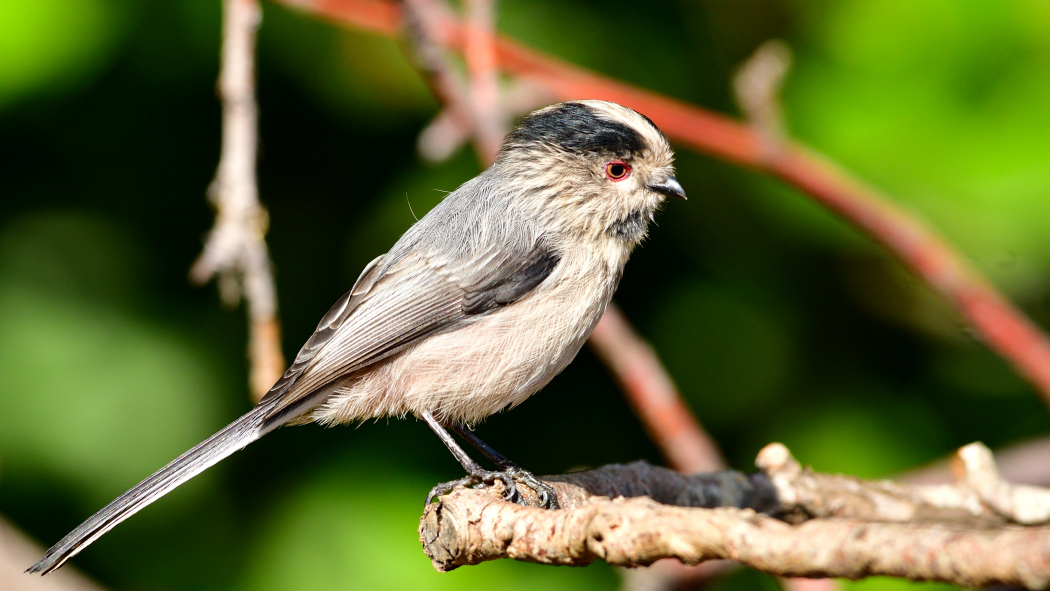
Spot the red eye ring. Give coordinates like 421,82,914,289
605,161,631,181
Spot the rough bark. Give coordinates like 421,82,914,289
420,443,1050,589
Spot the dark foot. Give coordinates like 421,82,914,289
503,466,559,509
426,467,559,509
426,469,519,505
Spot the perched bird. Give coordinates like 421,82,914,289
28,99,685,575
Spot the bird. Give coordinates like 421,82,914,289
28,99,685,575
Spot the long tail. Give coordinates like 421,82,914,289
28,395,285,575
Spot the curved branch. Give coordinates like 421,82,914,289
271,0,1050,408
420,444,1050,588
422,489,1050,588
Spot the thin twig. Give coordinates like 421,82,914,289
401,0,501,164
191,0,285,401
956,442,1050,525
417,79,552,162
732,39,791,150
590,304,725,474
906,435,1050,487
400,0,470,129
274,0,1050,410
462,0,503,162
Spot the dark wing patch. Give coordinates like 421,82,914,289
462,243,560,315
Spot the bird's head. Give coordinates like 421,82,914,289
494,100,684,248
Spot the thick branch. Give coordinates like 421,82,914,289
272,0,1050,409
423,489,1050,588
192,0,285,401
421,444,1050,588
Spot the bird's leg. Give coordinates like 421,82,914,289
446,422,559,510
420,412,519,505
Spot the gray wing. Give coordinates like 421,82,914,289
259,236,561,427
259,254,386,406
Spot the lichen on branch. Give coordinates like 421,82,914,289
420,443,1050,589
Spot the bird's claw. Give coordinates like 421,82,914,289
426,469,519,505
501,465,559,509
426,467,558,509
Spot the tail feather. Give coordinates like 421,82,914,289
27,397,282,575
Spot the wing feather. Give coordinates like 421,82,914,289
259,254,387,405
261,235,561,425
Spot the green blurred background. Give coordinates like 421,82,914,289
1,1,1049,589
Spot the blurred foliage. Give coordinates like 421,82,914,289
0,0,1048,590
0,0,128,107
238,460,615,591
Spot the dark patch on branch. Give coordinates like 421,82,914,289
420,444,1050,589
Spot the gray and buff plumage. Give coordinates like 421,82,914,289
29,100,683,574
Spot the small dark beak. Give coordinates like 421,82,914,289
648,176,687,200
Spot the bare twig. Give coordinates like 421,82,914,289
756,443,1007,526
417,79,552,161
191,0,285,401
273,0,1050,410
416,108,467,162
462,0,503,162
400,0,469,127
732,40,791,149
907,435,1050,487
956,442,1050,525
401,0,503,164
426,491,1050,587
420,444,1050,588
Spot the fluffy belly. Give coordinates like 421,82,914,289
307,271,612,426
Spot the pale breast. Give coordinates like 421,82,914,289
309,254,618,426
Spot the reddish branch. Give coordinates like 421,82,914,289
271,0,1050,408
590,304,725,474
462,0,503,162
402,0,503,163
192,0,285,401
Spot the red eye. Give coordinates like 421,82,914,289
605,161,631,181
